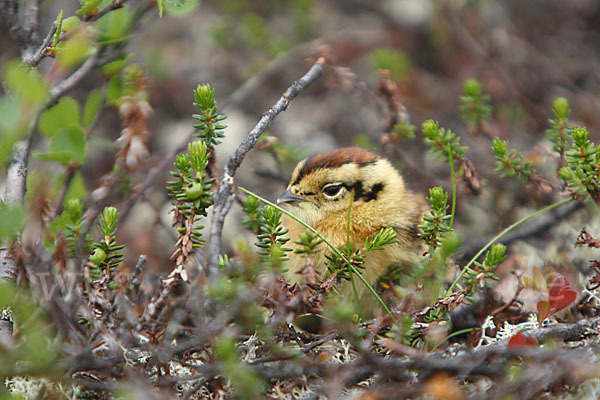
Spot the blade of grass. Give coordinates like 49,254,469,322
448,197,573,293
430,327,478,352
345,194,366,321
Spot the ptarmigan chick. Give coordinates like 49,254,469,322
277,147,426,306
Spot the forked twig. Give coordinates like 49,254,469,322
204,57,327,276
138,57,327,327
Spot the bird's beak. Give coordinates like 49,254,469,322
277,189,308,205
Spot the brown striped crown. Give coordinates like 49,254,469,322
292,147,379,186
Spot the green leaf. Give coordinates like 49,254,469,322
47,209,71,240
459,78,492,127
194,83,216,110
163,0,198,15
96,7,131,44
106,75,123,105
0,97,25,164
36,126,86,165
64,171,87,203
56,28,93,69
0,132,23,165
99,206,119,236
0,282,17,307
552,97,570,119
51,126,86,164
215,334,264,400
62,16,81,32
157,0,164,17
53,10,64,47
82,89,103,127
76,0,103,16
101,54,131,75
0,96,21,133
441,232,462,258
0,204,24,238
39,96,80,136
2,60,49,103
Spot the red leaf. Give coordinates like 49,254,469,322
548,275,570,300
547,275,577,314
508,332,539,348
550,288,577,314
537,300,550,322
508,332,526,348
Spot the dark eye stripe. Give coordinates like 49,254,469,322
352,181,385,202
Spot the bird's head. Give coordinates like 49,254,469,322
277,147,407,227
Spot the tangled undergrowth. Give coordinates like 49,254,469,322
2,1,600,399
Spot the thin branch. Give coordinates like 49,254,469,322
490,273,524,316
117,43,316,226
204,56,327,276
3,51,99,208
54,165,76,216
0,52,102,345
136,57,327,330
22,0,40,43
23,22,58,66
4,141,29,206
220,42,316,110
50,52,99,99
0,0,25,44
83,0,130,23
521,315,600,343
23,0,40,37
128,254,146,296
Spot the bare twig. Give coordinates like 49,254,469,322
50,52,99,99
23,0,40,37
22,0,41,47
0,141,30,283
23,22,57,66
520,316,600,343
83,0,130,23
490,273,524,316
4,141,29,207
127,254,146,301
0,0,25,44
220,42,316,111
54,166,76,216
3,51,99,209
117,43,316,226
204,56,327,276
136,57,327,331
1,0,42,57
0,52,102,345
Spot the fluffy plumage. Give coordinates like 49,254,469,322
277,147,426,304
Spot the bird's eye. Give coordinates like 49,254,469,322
323,184,342,197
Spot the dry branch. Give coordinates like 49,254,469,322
205,56,327,276
138,57,327,328
23,22,57,66
0,52,101,345
117,43,317,225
